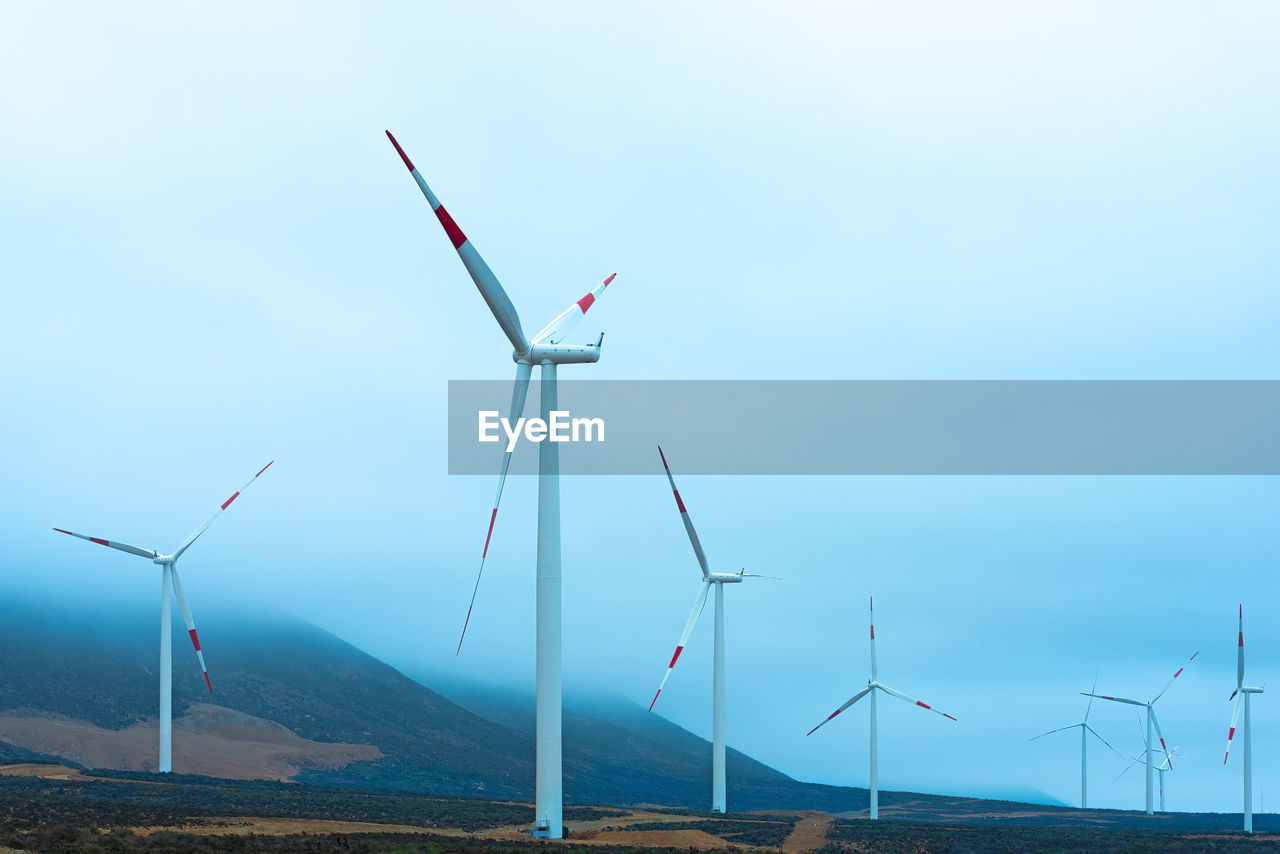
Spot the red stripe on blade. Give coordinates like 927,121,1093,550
943,713,957,721
577,292,596,313
673,490,687,513
221,491,240,510
188,629,201,651
649,690,662,712
385,131,414,171
658,446,669,470
482,508,498,558
1173,668,1183,678
603,273,616,285
256,460,274,477
916,701,931,710
1240,632,1244,647
668,645,684,668
90,537,110,547
434,206,467,249
870,626,875,639
204,672,212,693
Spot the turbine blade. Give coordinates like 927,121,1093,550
171,461,274,561
1030,723,1079,741
1084,723,1125,759
1225,693,1243,764
1113,752,1145,783
877,683,957,721
386,131,528,356
458,362,533,655
1080,692,1144,707
807,687,872,736
1085,667,1099,721
169,565,211,693
1152,650,1199,703
656,446,710,579
1149,708,1173,770
1238,604,1245,692
869,596,878,681
52,528,157,560
531,273,617,346
649,580,711,711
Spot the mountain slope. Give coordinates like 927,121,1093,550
0,591,873,809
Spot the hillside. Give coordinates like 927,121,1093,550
1,593,843,808
0,591,1011,813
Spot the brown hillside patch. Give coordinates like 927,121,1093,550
780,811,831,853
590,827,740,849
0,704,381,779
0,763,89,781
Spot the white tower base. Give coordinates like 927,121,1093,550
534,362,563,839
159,565,172,773
712,582,726,813
869,687,878,820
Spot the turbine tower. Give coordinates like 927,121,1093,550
53,461,273,772
1226,604,1263,833
806,597,956,820
1030,673,1123,808
386,131,615,839
1083,650,1197,814
647,446,766,813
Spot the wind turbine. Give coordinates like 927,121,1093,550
1115,716,1182,813
647,445,767,813
53,461,273,773
386,131,615,839
1030,673,1124,808
1226,604,1263,833
1082,650,1197,814
806,597,956,820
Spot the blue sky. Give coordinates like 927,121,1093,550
2,1,1279,812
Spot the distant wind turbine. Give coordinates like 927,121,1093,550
806,597,956,820
53,461,273,773
1226,604,1263,833
386,130,616,839
1114,713,1183,812
1082,650,1197,814
647,446,770,813
1030,672,1124,808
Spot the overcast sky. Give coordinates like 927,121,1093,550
3,1,1279,813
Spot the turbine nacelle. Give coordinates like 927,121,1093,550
152,555,176,566
709,572,745,584
523,339,602,365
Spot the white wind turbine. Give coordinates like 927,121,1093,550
1082,650,1197,814
53,461,273,773
807,597,956,820
1114,715,1183,813
1225,604,1263,833
386,131,615,839
1030,673,1124,808
647,445,768,813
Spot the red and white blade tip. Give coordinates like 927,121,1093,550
807,710,840,736
915,699,957,721
385,130,414,171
